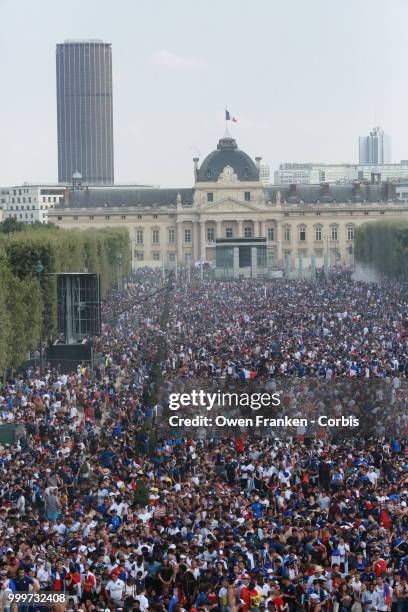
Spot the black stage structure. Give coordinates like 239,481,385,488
46,273,101,372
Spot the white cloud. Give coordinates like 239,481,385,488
150,49,208,71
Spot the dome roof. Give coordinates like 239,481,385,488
197,136,259,182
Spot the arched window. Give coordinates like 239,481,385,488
330,225,338,241
347,225,355,240
315,225,322,241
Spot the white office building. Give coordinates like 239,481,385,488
259,163,271,186
274,161,408,185
2,184,66,223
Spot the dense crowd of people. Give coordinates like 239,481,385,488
0,269,407,612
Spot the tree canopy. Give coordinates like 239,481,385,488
0,226,131,371
355,221,408,280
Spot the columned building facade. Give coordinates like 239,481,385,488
49,135,408,271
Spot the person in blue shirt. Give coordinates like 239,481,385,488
108,509,122,531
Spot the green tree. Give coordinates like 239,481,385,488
0,217,25,234
0,225,131,370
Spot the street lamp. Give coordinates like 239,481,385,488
35,260,44,374
117,253,122,292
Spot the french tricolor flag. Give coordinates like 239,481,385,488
225,109,238,123
240,369,256,381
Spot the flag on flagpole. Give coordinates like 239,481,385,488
225,109,238,123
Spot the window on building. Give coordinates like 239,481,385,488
73,216,78,220
299,225,306,241
168,228,175,243
17,197,20,203
23,197,26,203
207,192,214,202
347,225,355,240
136,229,144,244
89,215,94,220
57,216,62,220
331,225,338,241
135,251,144,261
137,215,142,219
168,252,176,262
283,226,291,242
153,214,158,219
152,229,160,244
28,197,31,203
105,215,110,220
244,192,251,201
244,226,252,238
267,227,274,241
207,227,215,242
225,226,233,238
184,229,192,243
315,225,322,241
152,252,160,261
121,215,126,220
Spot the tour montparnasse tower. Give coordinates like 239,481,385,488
56,40,114,185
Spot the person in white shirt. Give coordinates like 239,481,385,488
135,587,149,612
367,467,378,488
106,574,125,607
374,578,391,612
36,559,51,589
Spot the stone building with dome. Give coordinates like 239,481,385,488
49,135,408,273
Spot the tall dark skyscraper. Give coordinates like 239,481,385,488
56,40,114,185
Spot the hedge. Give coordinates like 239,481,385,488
0,224,131,370
355,221,408,280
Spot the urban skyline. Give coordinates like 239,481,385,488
1,0,408,187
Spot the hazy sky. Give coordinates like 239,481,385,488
1,0,407,187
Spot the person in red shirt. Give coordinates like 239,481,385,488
271,586,287,611
81,565,97,602
240,580,252,611
379,507,391,530
65,566,81,601
235,436,245,453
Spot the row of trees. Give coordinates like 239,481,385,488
355,221,408,279
0,223,131,370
